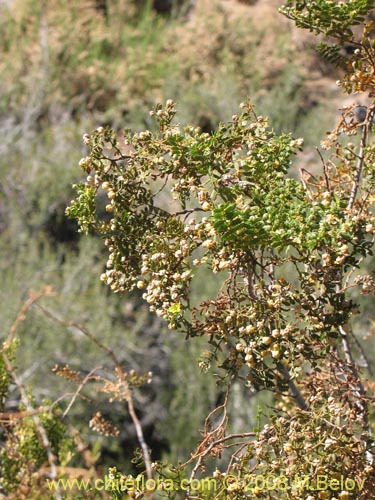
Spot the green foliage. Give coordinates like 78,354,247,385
0,401,74,495
281,0,375,94
66,96,374,391
67,183,97,235
0,341,18,411
281,0,375,38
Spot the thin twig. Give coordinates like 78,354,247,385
339,325,369,427
2,351,62,500
175,207,205,216
299,167,314,201
348,105,375,210
350,332,375,380
63,366,103,418
316,147,330,192
2,287,62,497
5,286,55,348
34,303,118,365
184,433,256,499
0,405,58,423
34,302,154,496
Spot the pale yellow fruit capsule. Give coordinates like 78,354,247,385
339,244,349,254
86,176,95,187
271,349,281,359
202,201,211,211
105,204,114,212
338,492,349,500
102,182,110,190
202,239,214,249
218,260,229,270
79,157,90,168
283,443,293,453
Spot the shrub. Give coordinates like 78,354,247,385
67,1,375,498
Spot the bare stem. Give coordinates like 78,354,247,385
276,362,309,411
350,332,375,380
34,302,154,496
339,326,369,429
62,366,103,418
2,351,62,500
348,105,375,210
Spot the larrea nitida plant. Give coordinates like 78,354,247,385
67,1,375,498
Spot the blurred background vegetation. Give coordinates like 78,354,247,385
1,0,364,476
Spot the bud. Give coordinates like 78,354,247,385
262,336,272,346
79,156,90,168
